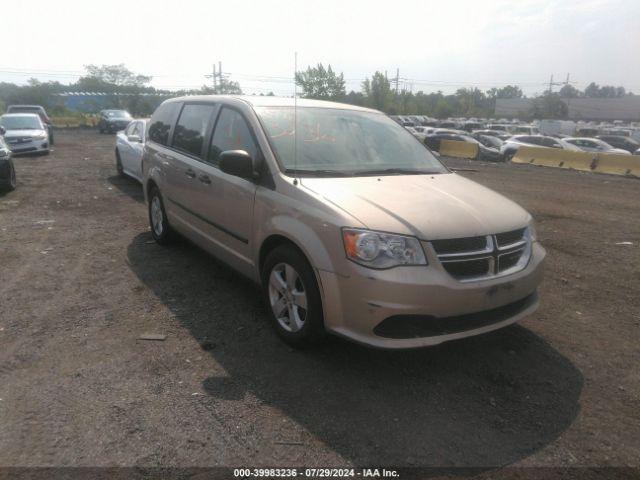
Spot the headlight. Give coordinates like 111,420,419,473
33,134,47,140
342,228,427,269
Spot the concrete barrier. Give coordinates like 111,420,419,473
595,153,640,177
512,146,639,178
439,139,478,159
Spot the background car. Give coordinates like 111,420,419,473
424,132,502,161
470,132,504,149
115,119,148,182
596,135,640,154
472,129,512,140
563,137,630,155
98,109,133,134
0,131,16,191
500,134,579,161
6,105,54,145
0,113,50,155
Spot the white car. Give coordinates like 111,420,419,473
563,137,631,155
0,113,50,155
115,119,148,182
500,134,580,161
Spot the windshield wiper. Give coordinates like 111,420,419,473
285,169,354,177
356,168,442,176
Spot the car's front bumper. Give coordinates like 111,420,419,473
318,242,546,349
6,138,49,154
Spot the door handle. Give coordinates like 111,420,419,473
185,169,196,178
198,174,212,185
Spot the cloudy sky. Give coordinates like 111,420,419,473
2,0,638,96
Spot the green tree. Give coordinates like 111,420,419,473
559,84,581,98
81,64,152,88
530,93,568,119
487,85,523,99
361,72,393,111
295,63,346,100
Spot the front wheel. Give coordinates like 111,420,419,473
262,245,325,347
116,149,124,177
503,151,515,162
6,163,16,191
148,186,176,245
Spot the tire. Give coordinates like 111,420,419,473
116,149,124,177
504,151,515,162
5,163,16,191
148,186,176,245
261,244,325,347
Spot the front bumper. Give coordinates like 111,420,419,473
6,138,49,154
318,242,546,349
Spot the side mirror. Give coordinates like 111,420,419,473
0,126,5,136
219,150,260,179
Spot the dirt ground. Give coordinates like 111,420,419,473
0,130,638,474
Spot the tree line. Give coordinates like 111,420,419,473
0,63,631,120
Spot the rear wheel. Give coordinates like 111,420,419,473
504,150,515,162
262,245,325,347
148,186,176,245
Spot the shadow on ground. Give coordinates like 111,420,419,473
127,232,583,468
107,175,144,203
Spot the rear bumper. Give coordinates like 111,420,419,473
318,242,545,349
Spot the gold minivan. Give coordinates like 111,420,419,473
143,95,545,349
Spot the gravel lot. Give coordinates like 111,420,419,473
0,130,638,473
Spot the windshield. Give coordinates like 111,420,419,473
0,115,43,130
106,110,131,118
255,107,448,176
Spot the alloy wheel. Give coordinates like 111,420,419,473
268,262,308,332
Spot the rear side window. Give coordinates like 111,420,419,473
172,104,216,158
208,108,258,165
148,102,181,146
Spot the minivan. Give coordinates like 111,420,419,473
142,96,545,349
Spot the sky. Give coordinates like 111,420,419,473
1,0,639,96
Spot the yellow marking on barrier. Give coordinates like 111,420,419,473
439,139,478,159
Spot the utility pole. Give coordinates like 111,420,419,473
395,68,400,96
205,64,217,91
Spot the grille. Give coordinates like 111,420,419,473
432,228,530,281
431,236,488,255
496,228,526,247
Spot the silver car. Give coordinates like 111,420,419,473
143,96,545,349
0,113,50,155
563,137,630,155
116,119,148,182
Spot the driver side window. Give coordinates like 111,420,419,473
208,108,258,166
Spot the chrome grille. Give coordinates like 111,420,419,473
432,228,531,281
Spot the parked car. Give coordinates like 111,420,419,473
500,135,579,161
635,148,640,155
0,113,50,155
98,109,133,133
424,132,502,162
576,127,599,137
0,130,16,191
473,129,512,141
511,125,539,135
6,105,54,145
563,137,630,155
143,96,545,349
596,135,640,154
116,119,148,182
471,133,504,149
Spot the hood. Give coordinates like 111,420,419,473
4,129,47,138
300,173,530,240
